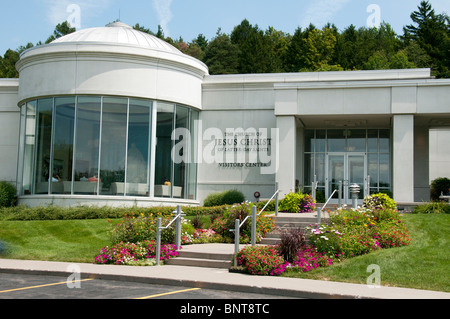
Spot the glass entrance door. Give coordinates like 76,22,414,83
326,153,367,204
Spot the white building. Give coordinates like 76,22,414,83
1,22,449,207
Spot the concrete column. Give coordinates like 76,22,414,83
393,115,414,203
414,125,429,202
276,116,297,197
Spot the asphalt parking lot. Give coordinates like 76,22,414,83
0,272,298,300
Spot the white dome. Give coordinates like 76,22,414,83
51,21,182,55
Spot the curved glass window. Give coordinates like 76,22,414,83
18,96,198,200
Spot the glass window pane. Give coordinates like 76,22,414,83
187,110,199,200
314,153,325,187
74,96,101,195
367,129,378,153
379,154,390,188
328,154,344,199
304,130,314,153
347,129,366,152
304,153,313,186
34,98,53,194
155,102,174,197
368,154,378,187
100,97,128,195
173,106,189,198
379,129,390,153
327,129,346,152
316,130,326,153
51,97,75,194
126,99,152,196
22,101,36,195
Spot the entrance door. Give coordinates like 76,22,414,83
326,153,367,204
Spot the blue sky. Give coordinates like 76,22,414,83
1,0,449,54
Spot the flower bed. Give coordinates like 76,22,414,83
234,194,412,276
94,240,179,266
307,207,411,259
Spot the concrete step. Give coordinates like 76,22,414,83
259,237,281,245
164,249,233,269
165,257,231,269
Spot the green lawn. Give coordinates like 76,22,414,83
282,214,450,292
0,219,112,263
0,214,448,292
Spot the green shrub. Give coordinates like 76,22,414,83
0,205,228,221
413,202,450,214
222,189,245,205
279,192,316,213
203,189,245,207
203,192,224,207
0,181,17,208
209,202,275,243
363,193,396,210
430,177,450,201
255,199,275,212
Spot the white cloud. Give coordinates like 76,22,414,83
300,0,351,28
152,0,173,36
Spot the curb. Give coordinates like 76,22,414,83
1,259,449,299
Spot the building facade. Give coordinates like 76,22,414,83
1,22,449,207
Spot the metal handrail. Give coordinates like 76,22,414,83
317,189,338,224
259,189,280,216
156,206,184,266
321,189,337,211
232,185,280,266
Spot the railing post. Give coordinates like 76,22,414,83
174,205,182,251
234,219,239,267
275,182,279,217
316,206,321,225
251,205,257,246
156,217,162,266
338,180,343,207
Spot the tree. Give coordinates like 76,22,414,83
231,19,268,73
45,21,76,43
284,25,314,72
192,34,208,52
403,1,450,77
301,27,338,71
0,49,20,78
264,26,289,73
133,23,155,35
203,29,239,75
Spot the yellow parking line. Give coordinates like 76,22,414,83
135,287,201,299
0,278,95,294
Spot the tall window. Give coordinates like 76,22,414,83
34,98,53,194
99,97,128,195
18,96,198,200
73,97,101,195
51,97,75,194
126,99,152,196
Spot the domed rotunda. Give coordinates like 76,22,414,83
16,22,208,207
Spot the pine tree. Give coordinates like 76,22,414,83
403,1,449,77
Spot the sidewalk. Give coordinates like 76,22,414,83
1,245,449,299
